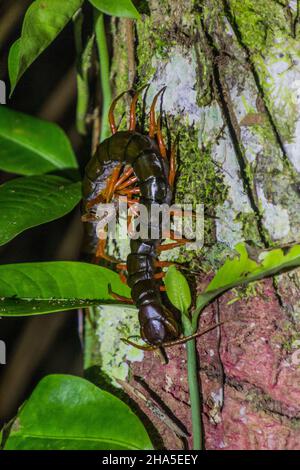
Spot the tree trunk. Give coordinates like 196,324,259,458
85,0,300,450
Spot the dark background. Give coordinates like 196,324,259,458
0,0,91,425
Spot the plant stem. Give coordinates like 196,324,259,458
183,316,203,450
73,9,89,135
94,11,112,142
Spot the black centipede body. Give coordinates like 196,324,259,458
83,130,181,346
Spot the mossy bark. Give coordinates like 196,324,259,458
85,0,300,450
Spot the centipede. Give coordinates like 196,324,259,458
82,85,216,351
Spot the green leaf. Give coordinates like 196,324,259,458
9,0,84,93
165,265,191,314
4,375,152,450
89,0,140,19
8,39,21,93
194,243,300,325
0,107,78,175
0,262,131,315
0,175,81,246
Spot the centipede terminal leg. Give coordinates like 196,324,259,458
156,115,167,158
149,87,166,138
108,90,130,134
169,142,177,187
129,85,149,131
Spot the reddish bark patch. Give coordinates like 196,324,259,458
126,278,300,449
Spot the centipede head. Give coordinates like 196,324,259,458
139,303,180,346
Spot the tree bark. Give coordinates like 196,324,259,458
85,0,300,450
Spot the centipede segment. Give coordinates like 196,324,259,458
82,87,194,349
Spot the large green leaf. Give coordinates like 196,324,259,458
0,107,77,175
89,0,140,19
165,265,191,314
0,262,131,315
3,375,152,450
194,243,300,326
9,0,84,93
0,175,81,246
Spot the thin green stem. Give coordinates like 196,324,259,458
192,291,216,330
83,306,97,370
94,11,112,142
73,9,90,135
182,315,203,450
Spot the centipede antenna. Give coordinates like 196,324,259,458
121,322,225,351
121,337,157,351
162,322,225,348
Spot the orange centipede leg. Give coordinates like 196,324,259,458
114,166,134,190
86,192,105,209
156,115,167,158
157,240,189,253
106,164,122,202
118,272,128,285
116,263,127,271
154,260,175,268
168,142,176,187
108,284,133,304
127,197,140,205
149,86,166,138
162,229,192,243
86,181,112,209
116,176,138,191
154,272,166,280
118,188,141,196
111,292,133,304
95,234,119,263
115,262,129,285
81,212,97,222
